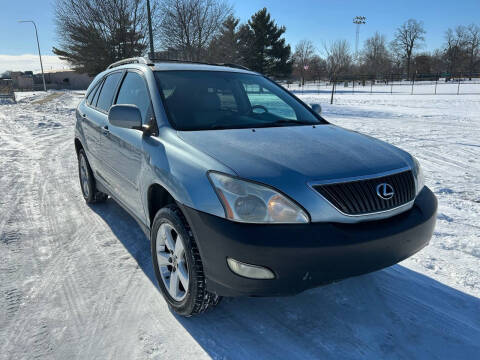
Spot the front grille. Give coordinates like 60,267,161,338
313,170,415,215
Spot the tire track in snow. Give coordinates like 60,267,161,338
0,94,158,359
1,91,479,360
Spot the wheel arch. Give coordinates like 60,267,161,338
74,137,83,155
147,183,176,227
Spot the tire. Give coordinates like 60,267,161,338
77,149,108,203
151,204,221,316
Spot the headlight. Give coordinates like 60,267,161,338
412,157,425,194
208,172,309,223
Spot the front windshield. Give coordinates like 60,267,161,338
154,70,324,130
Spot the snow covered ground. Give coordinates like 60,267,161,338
0,90,479,359
285,79,480,95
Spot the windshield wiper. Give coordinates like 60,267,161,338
269,119,316,126
204,119,316,131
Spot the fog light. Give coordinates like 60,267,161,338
227,258,275,279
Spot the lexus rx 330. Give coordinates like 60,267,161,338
74,57,437,316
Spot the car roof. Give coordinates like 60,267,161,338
152,62,257,75
105,57,258,75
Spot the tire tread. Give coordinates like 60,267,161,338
167,204,221,316
78,149,108,204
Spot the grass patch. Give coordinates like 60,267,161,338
32,92,63,105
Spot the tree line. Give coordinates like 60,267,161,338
305,19,480,84
53,0,480,81
53,0,291,77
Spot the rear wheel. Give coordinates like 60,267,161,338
151,204,221,316
77,149,108,203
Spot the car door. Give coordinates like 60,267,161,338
80,79,105,172
88,71,124,188
101,70,153,219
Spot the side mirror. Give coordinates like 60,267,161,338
311,103,322,114
108,104,142,130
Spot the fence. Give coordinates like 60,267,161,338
282,72,480,99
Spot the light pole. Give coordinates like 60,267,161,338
146,0,155,59
353,16,367,61
18,20,47,92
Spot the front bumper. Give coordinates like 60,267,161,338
180,186,437,297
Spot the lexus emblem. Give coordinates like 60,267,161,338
376,183,395,200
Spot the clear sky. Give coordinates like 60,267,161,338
1,0,479,72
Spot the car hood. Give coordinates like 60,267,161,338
177,124,412,187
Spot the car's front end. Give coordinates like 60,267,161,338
151,65,437,298
172,125,436,297
180,174,436,297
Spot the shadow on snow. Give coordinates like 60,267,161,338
90,198,480,360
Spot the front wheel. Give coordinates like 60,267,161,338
151,204,221,316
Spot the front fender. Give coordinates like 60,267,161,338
140,128,235,224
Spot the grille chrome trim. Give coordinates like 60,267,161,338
309,168,416,217
309,166,411,186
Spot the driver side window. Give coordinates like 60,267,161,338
242,83,297,120
115,72,152,125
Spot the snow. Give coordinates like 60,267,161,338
1,90,479,359
284,79,480,95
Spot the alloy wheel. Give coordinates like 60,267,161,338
156,223,189,301
79,155,90,197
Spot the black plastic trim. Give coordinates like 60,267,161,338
179,186,437,297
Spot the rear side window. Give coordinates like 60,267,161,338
115,72,152,124
86,81,101,105
96,72,122,112
92,79,104,107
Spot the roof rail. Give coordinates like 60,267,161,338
147,57,251,71
107,57,153,69
216,63,250,71
148,58,210,66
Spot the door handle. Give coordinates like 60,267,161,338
102,125,109,136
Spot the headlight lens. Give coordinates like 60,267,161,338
208,172,309,223
413,157,425,194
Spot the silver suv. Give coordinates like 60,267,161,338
75,57,437,316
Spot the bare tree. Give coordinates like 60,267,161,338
156,0,232,61
465,24,480,76
324,39,352,79
442,24,480,77
412,53,433,74
308,55,327,82
361,32,391,76
443,26,468,76
293,40,315,85
430,49,446,74
391,19,426,79
323,40,351,104
53,0,153,75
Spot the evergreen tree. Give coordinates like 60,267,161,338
239,8,292,77
207,15,241,63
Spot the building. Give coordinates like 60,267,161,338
42,70,93,90
1,69,93,91
10,71,34,90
